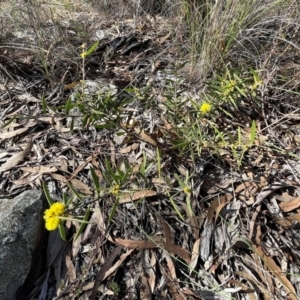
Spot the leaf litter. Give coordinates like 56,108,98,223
1,2,300,300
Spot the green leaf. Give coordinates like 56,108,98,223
59,216,90,223
168,192,184,221
62,191,68,205
74,207,91,241
140,151,147,177
58,222,66,241
156,148,162,182
41,94,47,114
250,120,256,145
170,140,190,150
174,173,183,187
226,131,235,145
105,157,119,183
90,167,100,196
67,183,83,201
81,41,99,58
235,85,247,97
237,126,242,146
69,117,74,132
186,194,193,217
65,96,73,115
65,194,75,208
42,182,54,206
2,116,16,128
108,197,120,224
94,123,116,130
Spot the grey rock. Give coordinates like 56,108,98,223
0,190,46,300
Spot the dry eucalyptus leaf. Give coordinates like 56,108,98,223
0,138,33,172
279,197,300,212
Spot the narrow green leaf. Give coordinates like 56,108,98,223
2,116,16,129
186,195,193,217
41,94,47,114
140,151,147,176
65,96,73,115
105,157,118,183
59,216,90,223
174,173,185,188
235,85,247,97
169,193,184,221
65,194,75,208
250,120,256,145
156,148,161,183
62,191,68,205
108,197,120,224
74,207,91,241
67,183,83,201
170,141,190,150
81,41,99,58
69,117,74,132
238,126,242,146
42,182,54,206
90,167,100,196
226,131,235,145
58,222,66,241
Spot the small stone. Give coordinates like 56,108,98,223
0,190,47,300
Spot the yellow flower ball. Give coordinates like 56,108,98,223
111,184,120,196
43,208,55,220
45,216,60,231
200,103,212,114
50,202,65,216
44,202,65,231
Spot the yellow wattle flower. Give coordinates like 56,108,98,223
50,202,65,216
45,216,60,231
200,103,212,114
43,208,55,220
44,202,65,231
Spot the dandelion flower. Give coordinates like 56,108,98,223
200,103,212,114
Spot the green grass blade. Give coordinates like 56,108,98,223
168,193,184,221
2,116,16,128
